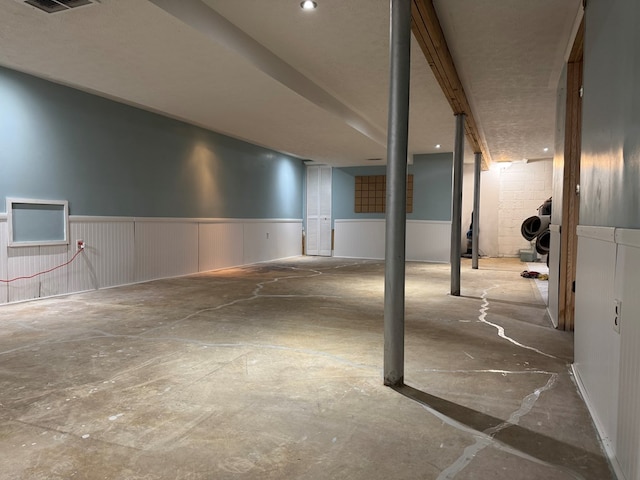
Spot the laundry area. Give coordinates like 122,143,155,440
0,257,612,480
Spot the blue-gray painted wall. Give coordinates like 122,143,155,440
580,0,640,228
11,202,66,242
0,66,304,219
332,153,453,224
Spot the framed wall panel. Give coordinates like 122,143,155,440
354,175,413,213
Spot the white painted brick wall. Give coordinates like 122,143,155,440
498,159,553,257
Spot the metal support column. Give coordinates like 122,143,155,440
450,113,465,296
472,152,482,269
383,0,411,387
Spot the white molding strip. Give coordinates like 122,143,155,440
333,218,451,225
407,220,451,225
69,216,302,224
576,225,640,247
201,218,302,224
571,365,626,480
134,217,301,224
576,225,616,242
549,224,561,233
70,216,134,223
334,219,383,224
615,228,640,248
0,214,6,222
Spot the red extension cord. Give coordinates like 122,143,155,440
0,248,84,283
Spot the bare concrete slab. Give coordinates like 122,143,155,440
0,258,612,479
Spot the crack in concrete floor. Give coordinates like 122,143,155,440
0,261,608,480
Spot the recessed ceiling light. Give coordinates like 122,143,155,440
300,1,317,10
435,144,441,149
543,147,549,152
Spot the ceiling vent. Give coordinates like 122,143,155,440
20,0,93,14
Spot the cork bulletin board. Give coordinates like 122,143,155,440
354,175,413,213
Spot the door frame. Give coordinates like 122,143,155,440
558,19,584,331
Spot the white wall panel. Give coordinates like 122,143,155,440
243,222,273,265
0,216,62,302
334,220,385,259
547,226,561,327
68,220,135,292
198,223,244,272
38,245,69,298
242,221,302,266
406,221,450,263
135,221,199,282
0,217,301,304
0,219,8,303
7,246,42,302
7,245,67,303
573,231,621,467
334,219,450,263
274,222,302,260
617,241,640,480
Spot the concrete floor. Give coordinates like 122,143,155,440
0,257,612,480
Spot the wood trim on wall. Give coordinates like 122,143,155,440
558,19,584,331
410,0,489,169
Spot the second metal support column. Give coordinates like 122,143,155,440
450,113,465,296
383,0,411,387
472,152,482,269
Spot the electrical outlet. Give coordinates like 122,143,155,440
77,240,85,250
613,299,622,334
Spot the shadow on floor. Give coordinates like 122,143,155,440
393,383,603,470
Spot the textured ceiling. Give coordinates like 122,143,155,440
0,0,581,167
434,0,582,163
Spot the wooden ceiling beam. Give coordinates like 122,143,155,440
411,0,490,169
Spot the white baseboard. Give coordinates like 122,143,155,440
571,364,626,480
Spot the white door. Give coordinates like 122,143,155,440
306,165,332,256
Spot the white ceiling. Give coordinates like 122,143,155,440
434,0,582,164
0,0,581,167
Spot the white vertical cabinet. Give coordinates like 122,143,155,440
306,165,332,256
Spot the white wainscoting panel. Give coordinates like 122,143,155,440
0,219,8,303
243,222,274,265
573,229,621,471
198,223,244,272
617,240,640,480
68,220,135,293
243,221,302,265
7,245,68,303
334,220,385,259
0,217,302,305
272,221,302,260
135,221,199,282
7,246,40,302
334,219,451,262
38,245,69,298
406,221,450,263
